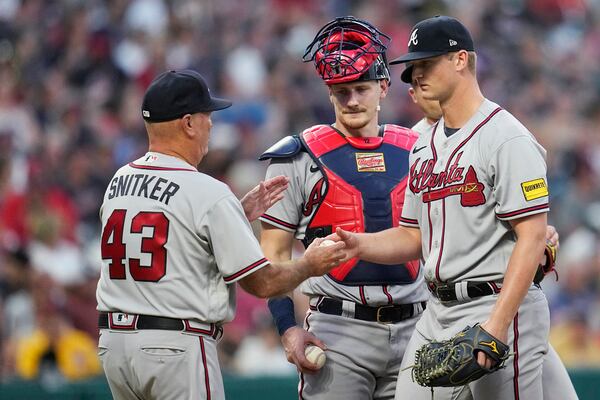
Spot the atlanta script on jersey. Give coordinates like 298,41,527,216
399,100,549,283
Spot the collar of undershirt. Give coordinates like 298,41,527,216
444,126,461,137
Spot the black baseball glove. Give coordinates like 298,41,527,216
411,324,510,387
533,241,558,285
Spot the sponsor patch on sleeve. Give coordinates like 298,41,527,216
521,178,548,201
355,153,385,172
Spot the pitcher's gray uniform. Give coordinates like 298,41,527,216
261,132,428,399
97,152,269,400
409,118,578,400
395,99,551,399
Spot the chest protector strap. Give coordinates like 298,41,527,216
301,124,420,286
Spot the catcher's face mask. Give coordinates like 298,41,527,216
303,16,391,85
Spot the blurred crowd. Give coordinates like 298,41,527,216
0,0,599,385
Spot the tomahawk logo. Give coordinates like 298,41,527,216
409,29,419,46
303,178,325,216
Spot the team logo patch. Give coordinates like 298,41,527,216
409,29,419,46
521,178,548,201
355,153,385,172
110,313,136,328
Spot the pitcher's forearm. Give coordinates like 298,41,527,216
358,226,422,264
489,215,546,328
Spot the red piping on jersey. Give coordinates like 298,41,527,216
435,200,447,282
496,203,549,219
199,337,211,400
442,107,503,172
304,311,313,329
427,202,433,254
430,121,439,161
399,216,418,225
512,313,520,400
299,371,306,400
223,258,268,283
260,213,298,230
433,107,503,282
359,286,367,304
382,286,393,304
129,162,197,172
299,311,314,400
427,123,439,266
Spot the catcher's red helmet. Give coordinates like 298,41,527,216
303,16,391,85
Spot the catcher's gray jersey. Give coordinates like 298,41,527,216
96,152,269,323
400,99,549,283
260,151,427,306
410,118,433,136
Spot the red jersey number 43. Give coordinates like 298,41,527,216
101,209,169,282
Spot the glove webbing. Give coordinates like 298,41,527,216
412,341,461,387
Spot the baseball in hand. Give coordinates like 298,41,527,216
320,239,336,247
304,345,326,369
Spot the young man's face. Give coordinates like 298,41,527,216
410,53,460,103
328,79,387,131
408,82,442,122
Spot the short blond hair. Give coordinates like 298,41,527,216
467,51,476,74
447,51,477,75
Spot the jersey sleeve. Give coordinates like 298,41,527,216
399,184,420,227
258,159,303,232
490,135,550,220
399,152,421,227
203,194,270,284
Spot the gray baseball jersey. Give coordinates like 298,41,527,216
260,150,427,306
410,118,433,136
400,99,549,283
97,152,269,400
97,152,269,323
395,100,553,400
408,117,578,400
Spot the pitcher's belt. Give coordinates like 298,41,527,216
98,312,222,339
427,281,501,303
310,297,426,324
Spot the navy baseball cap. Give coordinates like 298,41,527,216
141,70,232,122
390,16,474,83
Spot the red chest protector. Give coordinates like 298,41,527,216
301,124,420,286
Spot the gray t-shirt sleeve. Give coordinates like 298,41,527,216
259,159,304,231
400,181,420,227
203,194,269,283
489,135,549,220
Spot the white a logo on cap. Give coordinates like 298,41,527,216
409,29,419,46
449,39,458,46
143,110,150,117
